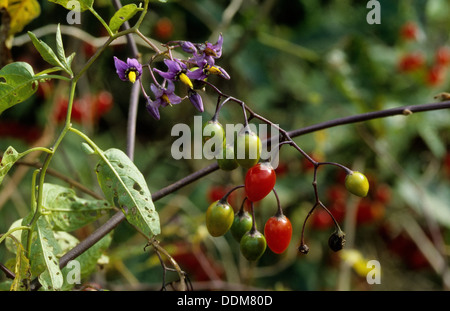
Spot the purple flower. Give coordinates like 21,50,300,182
113,56,142,83
197,33,223,66
186,58,231,81
146,81,182,120
188,89,204,112
150,81,182,107
146,97,161,120
153,59,195,89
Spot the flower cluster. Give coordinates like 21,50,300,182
113,34,229,120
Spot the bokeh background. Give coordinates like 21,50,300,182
1,0,450,291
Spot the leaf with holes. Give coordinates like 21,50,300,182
52,231,112,291
95,148,160,237
10,239,31,291
0,62,38,114
61,232,112,290
29,217,63,291
42,183,113,232
109,4,141,33
0,146,20,185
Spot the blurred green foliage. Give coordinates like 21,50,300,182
1,0,450,291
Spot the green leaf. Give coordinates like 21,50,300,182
95,148,160,237
66,52,76,69
42,183,113,232
0,146,21,185
48,0,93,12
29,217,63,291
0,62,38,114
60,232,112,290
5,219,24,254
28,31,63,68
55,24,73,76
109,4,141,33
10,240,31,291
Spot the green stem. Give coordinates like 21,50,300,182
0,226,31,245
25,169,40,256
89,7,113,37
19,147,53,158
33,74,72,82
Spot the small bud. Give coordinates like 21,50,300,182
188,89,204,112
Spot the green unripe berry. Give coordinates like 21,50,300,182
217,143,239,171
230,211,253,242
240,229,266,261
234,128,262,169
203,120,225,158
205,200,234,237
345,171,369,197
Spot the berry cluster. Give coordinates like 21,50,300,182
113,34,373,261
398,21,450,87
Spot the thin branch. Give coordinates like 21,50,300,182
25,99,450,290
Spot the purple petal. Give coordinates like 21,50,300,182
187,68,207,80
127,58,143,76
217,66,230,80
146,98,160,120
181,41,197,54
166,80,176,93
150,83,163,98
164,59,183,73
153,68,176,80
167,92,182,105
213,34,223,57
188,90,204,112
114,56,128,81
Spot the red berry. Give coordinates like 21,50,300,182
400,22,419,41
398,52,425,72
264,214,292,254
95,91,113,116
435,46,450,67
154,17,174,40
244,162,276,202
426,65,446,86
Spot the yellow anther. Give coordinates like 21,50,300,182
128,71,137,83
179,72,193,89
161,94,171,105
208,66,222,75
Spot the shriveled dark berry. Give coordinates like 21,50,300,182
328,230,346,252
298,243,310,254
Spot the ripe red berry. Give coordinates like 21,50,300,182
398,52,425,72
400,22,419,41
426,64,446,87
264,214,292,254
435,46,450,67
244,162,276,202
